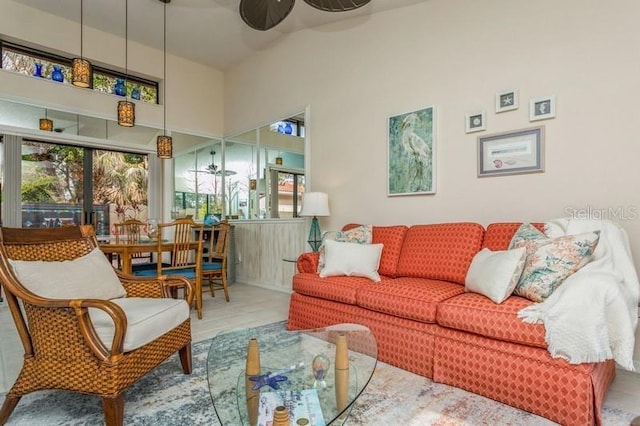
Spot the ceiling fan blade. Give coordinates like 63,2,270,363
240,0,296,31
303,0,371,12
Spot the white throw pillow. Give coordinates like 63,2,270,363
319,239,383,282
464,247,526,304
9,247,127,300
317,225,373,272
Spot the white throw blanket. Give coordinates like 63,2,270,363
517,218,640,370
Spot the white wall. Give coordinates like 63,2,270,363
0,0,224,146
225,0,640,268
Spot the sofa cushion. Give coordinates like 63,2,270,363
319,240,384,282
372,225,409,277
436,292,547,348
292,272,381,305
464,247,526,304
357,277,465,323
482,222,544,251
395,223,484,284
343,224,409,277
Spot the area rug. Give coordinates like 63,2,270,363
0,321,636,425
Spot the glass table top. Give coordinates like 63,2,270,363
207,323,378,426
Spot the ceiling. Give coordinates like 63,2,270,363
13,0,428,70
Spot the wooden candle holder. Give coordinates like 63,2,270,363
245,338,261,426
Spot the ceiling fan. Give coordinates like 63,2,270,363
239,0,372,31
191,151,237,176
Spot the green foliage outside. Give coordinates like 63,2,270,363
22,142,148,221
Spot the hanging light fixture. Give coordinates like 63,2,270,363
156,0,173,159
39,109,53,131
117,0,135,127
71,0,93,87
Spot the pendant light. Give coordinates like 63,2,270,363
71,0,93,87
39,109,53,131
117,0,135,127
156,0,173,159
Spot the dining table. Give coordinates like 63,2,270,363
98,237,199,276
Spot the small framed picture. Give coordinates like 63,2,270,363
478,126,545,177
465,112,486,133
495,89,518,113
529,96,556,121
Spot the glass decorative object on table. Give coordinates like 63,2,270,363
311,353,330,389
146,218,159,241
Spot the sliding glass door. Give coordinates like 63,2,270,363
21,140,148,234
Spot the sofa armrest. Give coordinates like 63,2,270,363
297,252,320,273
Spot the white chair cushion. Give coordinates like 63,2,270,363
89,297,189,352
8,247,126,300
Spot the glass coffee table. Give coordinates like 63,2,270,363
207,323,377,425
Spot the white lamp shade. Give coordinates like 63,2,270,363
300,192,330,217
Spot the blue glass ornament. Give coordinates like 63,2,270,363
51,66,64,82
33,63,44,78
114,78,126,96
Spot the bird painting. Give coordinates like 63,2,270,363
388,107,434,195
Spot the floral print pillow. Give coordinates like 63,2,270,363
508,223,546,250
510,223,600,302
317,225,373,272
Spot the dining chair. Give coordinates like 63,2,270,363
132,218,206,319
202,220,231,302
0,225,193,426
114,219,143,244
113,219,153,270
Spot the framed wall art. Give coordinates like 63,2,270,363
495,89,518,113
478,126,545,177
529,96,556,121
465,111,486,133
388,106,436,195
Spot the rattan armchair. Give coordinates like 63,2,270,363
0,225,194,426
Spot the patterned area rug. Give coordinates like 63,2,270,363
0,321,635,425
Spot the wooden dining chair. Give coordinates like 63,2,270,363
114,219,142,244
132,218,206,319
202,221,231,302
113,219,153,270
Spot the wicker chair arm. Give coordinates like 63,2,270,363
69,298,128,363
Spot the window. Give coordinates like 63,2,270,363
21,140,149,233
1,41,158,104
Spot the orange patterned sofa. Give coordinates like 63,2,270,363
287,222,615,426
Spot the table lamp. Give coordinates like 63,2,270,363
300,192,330,252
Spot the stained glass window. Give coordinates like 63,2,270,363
1,42,158,104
